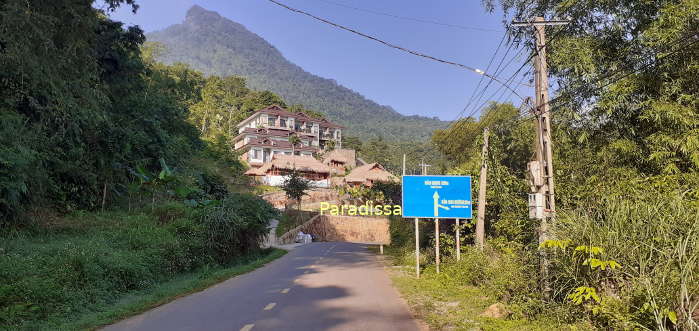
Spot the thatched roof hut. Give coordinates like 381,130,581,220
245,155,330,177
344,163,398,186
323,149,357,167
322,149,357,174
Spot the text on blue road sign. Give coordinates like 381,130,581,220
402,175,472,219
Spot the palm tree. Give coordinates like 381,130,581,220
289,134,301,155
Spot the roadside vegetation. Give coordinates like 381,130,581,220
0,207,283,330
382,0,699,328
0,1,296,329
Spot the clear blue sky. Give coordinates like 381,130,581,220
106,0,530,121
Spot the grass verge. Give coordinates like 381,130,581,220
372,232,589,331
384,263,579,331
22,249,286,331
1,204,283,331
72,248,286,330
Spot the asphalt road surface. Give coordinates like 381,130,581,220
103,242,422,331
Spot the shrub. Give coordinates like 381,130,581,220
196,171,228,200
199,193,277,264
151,201,190,224
371,181,402,204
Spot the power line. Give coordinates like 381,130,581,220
266,0,526,101
414,39,531,162
452,33,508,129
428,33,697,164
442,25,571,138
514,34,699,124
448,43,531,134
311,0,501,32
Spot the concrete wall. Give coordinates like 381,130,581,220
279,215,390,245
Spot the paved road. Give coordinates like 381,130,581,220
103,242,421,331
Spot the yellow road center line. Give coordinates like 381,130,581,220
264,303,276,310
240,324,254,331
281,288,290,293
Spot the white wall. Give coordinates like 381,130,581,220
263,175,329,188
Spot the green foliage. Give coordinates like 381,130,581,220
488,0,699,175
147,5,446,142
0,210,205,328
0,1,202,224
340,185,385,203
196,171,229,200
550,190,698,330
0,207,282,329
280,170,311,205
428,12,699,320
568,287,600,305
198,194,277,264
370,181,402,204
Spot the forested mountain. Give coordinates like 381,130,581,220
146,5,445,142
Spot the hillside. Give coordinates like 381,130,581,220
146,5,446,142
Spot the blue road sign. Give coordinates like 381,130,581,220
402,175,472,219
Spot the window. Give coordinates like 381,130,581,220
280,118,286,128
268,117,275,126
252,149,260,159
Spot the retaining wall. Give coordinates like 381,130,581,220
278,214,390,245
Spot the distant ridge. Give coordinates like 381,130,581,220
146,5,445,141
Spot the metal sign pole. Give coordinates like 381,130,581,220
435,218,440,273
402,175,473,276
455,218,461,261
415,218,420,278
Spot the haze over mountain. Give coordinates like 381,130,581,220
146,5,446,142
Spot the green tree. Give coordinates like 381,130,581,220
486,0,699,175
342,135,363,152
280,170,310,210
289,134,301,155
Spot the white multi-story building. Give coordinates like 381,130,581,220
234,105,343,167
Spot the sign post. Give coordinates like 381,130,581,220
455,219,461,261
415,218,419,278
402,175,472,276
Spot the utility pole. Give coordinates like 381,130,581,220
475,128,489,250
418,159,431,176
513,16,568,299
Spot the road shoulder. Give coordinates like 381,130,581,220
76,249,287,331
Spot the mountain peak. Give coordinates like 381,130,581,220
147,7,445,141
185,5,221,24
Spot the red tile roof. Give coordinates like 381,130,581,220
239,105,344,128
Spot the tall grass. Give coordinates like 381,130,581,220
551,193,699,330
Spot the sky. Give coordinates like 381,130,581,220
106,0,531,121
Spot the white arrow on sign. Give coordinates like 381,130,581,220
433,191,450,218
